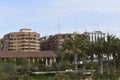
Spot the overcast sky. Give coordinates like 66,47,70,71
0,0,120,37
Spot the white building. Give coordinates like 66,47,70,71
84,31,106,42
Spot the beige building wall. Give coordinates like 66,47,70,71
40,34,75,51
0,28,40,52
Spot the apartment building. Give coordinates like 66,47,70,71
0,28,40,52
40,33,75,51
0,28,57,66
84,31,106,42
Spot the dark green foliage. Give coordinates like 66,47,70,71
54,73,89,80
0,63,19,80
91,73,120,80
19,73,29,80
85,62,98,70
17,65,31,74
50,62,61,71
6,58,16,64
16,58,28,66
63,53,74,63
49,60,73,71
38,63,47,71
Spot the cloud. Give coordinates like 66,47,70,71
0,0,119,37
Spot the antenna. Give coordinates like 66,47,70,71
57,18,60,50
58,18,60,34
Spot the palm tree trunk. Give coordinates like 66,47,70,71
83,53,86,74
112,54,117,73
114,65,117,73
82,57,86,74
91,54,94,76
74,53,78,73
107,54,110,74
91,66,93,76
98,53,103,74
83,65,85,74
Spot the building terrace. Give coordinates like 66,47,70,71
0,51,57,66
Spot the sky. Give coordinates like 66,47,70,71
0,0,120,37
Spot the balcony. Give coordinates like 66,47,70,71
20,43,30,45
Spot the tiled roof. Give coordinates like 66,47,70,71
0,51,57,58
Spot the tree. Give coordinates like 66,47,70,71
16,58,30,74
93,38,105,74
61,34,89,73
16,58,28,66
112,38,120,73
104,34,116,74
59,60,72,71
86,42,95,76
0,63,19,80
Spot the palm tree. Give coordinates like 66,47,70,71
61,34,89,73
86,42,95,76
93,37,105,74
112,38,120,73
104,34,116,74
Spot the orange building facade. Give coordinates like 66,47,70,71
0,28,40,52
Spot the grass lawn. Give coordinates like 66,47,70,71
29,74,54,80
